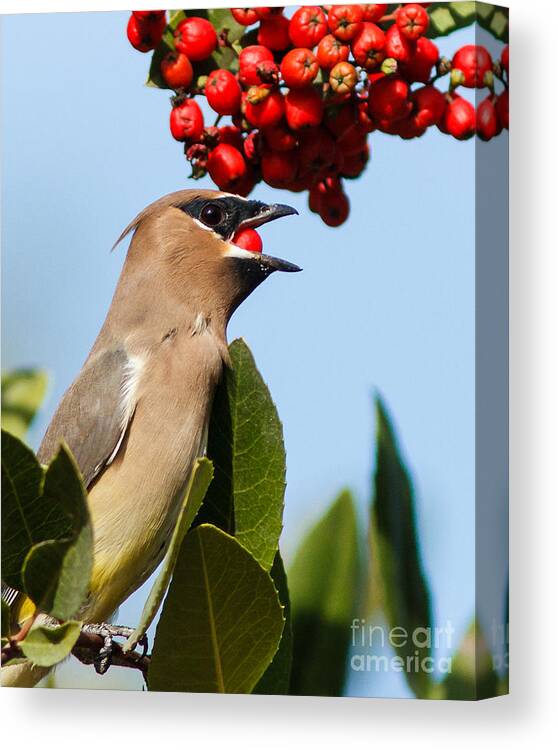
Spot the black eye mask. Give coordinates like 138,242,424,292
180,197,268,240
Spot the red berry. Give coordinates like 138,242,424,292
320,188,350,227
245,87,285,128
310,175,342,208
411,85,446,128
440,95,475,140
385,24,416,64
207,143,247,189
258,15,291,51
380,114,426,139
289,6,328,48
396,3,429,41
132,10,165,22
309,185,323,213
328,5,364,42
231,227,263,253
369,75,412,122
127,13,165,52
254,7,274,19
169,99,204,142
361,4,388,22
316,34,350,69
357,99,376,132
351,22,386,71
477,95,502,141
231,8,260,26
263,123,297,151
340,146,369,178
285,87,324,130
234,166,257,197
298,127,336,178
495,89,508,130
501,45,509,76
161,51,193,89
205,69,242,115
281,48,319,89
452,45,493,88
325,102,356,137
336,121,368,155
261,149,298,187
400,36,439,83
239,45,275,86
219,125,244,151
329,61,358,96
175,17,217,62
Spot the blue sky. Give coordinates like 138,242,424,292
1,10,507,696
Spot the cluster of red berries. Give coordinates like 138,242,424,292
127,6,509,227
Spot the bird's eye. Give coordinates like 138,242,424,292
200,202,225,228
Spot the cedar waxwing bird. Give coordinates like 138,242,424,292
2,189,299,687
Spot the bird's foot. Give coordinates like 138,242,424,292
80,623,147,675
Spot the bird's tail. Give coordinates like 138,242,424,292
1,660,51,688
1,588,52,687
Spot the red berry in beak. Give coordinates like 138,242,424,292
232,228,263,253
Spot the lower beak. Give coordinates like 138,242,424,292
257,254,302,273
237,202,302,273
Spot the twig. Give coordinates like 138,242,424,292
72,629,150,677
2,626,150,677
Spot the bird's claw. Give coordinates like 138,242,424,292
80,623,137,675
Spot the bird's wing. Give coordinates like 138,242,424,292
37,347,136,488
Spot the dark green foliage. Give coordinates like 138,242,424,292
200,339,286,572
371,396,433,697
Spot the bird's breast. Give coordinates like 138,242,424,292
84,328,223,622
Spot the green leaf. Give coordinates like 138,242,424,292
370,396,433,698
1,369,48,440
123,457,214,652
449,2,477,22
475,3,497,22
149,524,284,694
21,445,93,620
289,490,360,696
2,430,47,589
441,619,500,700
1,432,92,619
427,6,457,36
19,621,82,668
200,339,286,572
253,551,293,694
488,10,509,42
426,3,506,41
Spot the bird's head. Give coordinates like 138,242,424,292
115,189,300,328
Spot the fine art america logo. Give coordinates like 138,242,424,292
350,619,456,675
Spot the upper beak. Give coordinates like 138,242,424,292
237,202,299,232
236,202,302,273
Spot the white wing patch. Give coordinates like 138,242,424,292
104,353,145,468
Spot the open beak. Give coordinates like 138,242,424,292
235,202,302,273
